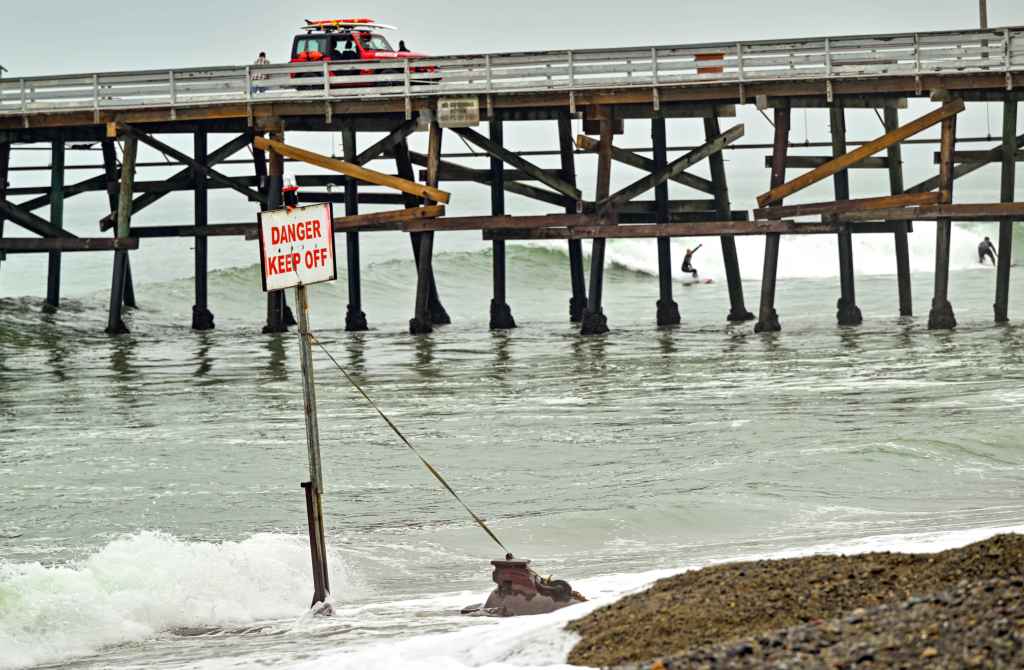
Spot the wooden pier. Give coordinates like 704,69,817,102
2,25,1024,334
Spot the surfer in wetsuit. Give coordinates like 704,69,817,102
978,237,998,265
681,244,702,278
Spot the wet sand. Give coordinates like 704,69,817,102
567,534,1024,668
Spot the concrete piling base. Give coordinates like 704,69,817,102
836,299,863,326
656,299,681,327
580,309,609,336
409,316,433,335
928,300,957,330
345,305,368,332
490,300,516,330
994,302,1010,324
727,307,756,322
754,309,781,334
191,306,215,331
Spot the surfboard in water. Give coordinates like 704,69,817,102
680,277,714,286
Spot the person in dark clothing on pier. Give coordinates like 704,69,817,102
681,244,702,278
979,236,998,265
398,40,409,52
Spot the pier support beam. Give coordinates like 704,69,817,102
755,107,790,333
830,105,863,326
410,123,443,335
489,119,516,330
558,113,587,322
342,128,368,332
0,142,8,279
262,130,294,334
191,129,214,331
43,134,64,313
653,117,680,326
884,107,913,316
580,117,613,336
928,113,958,330
994,99,1018,323
395,139,450,327
105,134,137,335
705,115,753,322
101,141,136,309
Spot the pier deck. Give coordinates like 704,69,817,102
1,25,1023,333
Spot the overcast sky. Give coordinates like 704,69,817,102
1,0,1020,76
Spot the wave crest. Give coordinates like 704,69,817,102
0,531,352,669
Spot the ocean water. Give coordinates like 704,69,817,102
3,126,1024,668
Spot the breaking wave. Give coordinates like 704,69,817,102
0,531,353,669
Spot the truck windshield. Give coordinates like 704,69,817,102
358,33,394,52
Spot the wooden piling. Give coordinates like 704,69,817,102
558,113,587,322
342,128,368,332
928,113,958,330
105,134,137,335
653,117,680,326
43,134,64,313
101,141,136,309
395,138,450,325
410,123,443,335
884,107,913,316
489,119,516,330
994,99,1017,323
263,130,290,334
580,117,613,336
830,105,863,326
0,142,8,278
191,129,214,331
705,115,754,322
755,107,790,333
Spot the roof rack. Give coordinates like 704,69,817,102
300,18,397,34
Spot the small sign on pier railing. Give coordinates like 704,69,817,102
257,202,337,612
438,97,480,128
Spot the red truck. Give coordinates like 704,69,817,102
290,19,433,85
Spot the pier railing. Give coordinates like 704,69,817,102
1,26,1022,118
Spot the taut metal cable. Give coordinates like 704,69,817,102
308,333,514,558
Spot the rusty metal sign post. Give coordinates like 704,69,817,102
258,202,338,610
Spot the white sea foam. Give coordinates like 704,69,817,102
3,524,1020,669
0,531,353,669
536,223,993,282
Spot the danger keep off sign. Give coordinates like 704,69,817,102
258,203,338,292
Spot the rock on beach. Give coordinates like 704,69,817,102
565,534,1024,668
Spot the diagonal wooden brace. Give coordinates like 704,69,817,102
22,174,108,212
907,130,1024,194
121,124,266,206
757,100,965,207
600,124,745,211
407,151,575,209
100,132,253,230
354,119,419,166
0,199,76,238
254,135,450,204
451,126,582,201
576,134,715,194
